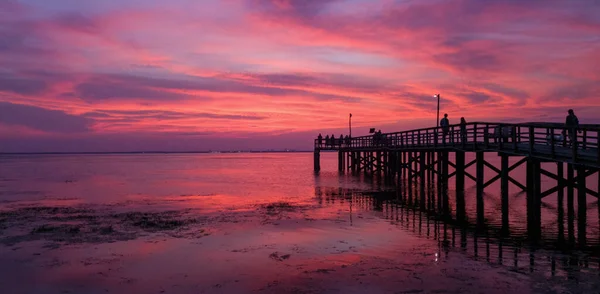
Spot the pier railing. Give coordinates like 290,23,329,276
315,122,600,166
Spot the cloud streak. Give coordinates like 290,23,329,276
0,102,92,133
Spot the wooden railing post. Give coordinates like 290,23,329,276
512,126,517,151
582,130,587,149
484,124,489,148
498,124,504,150
572,129,578,163
528,126,534,154
550,128,555,158
452,126,458,145
461,125,466,149
473,123,478,149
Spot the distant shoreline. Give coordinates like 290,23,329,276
0,150,316,155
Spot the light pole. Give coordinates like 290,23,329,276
434,94,440,127
349,113,352,138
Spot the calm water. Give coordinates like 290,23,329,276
0,153,599,293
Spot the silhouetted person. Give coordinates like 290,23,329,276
460,117,467,143
440,114,449,144
317,133,323,148
331,134,336,147
371,131,376,146
325,135,330,147
493,124,509,144
339,134,344,147
565,109,580,146
375,130,382,146
345,135,350,146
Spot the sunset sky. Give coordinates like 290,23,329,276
1,0,599,152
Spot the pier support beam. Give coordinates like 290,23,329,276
426,152,433,211
420,152,426,210
501,154,509,233
557,162,565,244
396,151,402,190
455,151,466,222
338,150,344,172
314,150,320,172
408,152,414,205
374,150,384,176
526,159,541,241
567,164,575,246
402,152,408,204
430,152,436,211
442,151,449,216
476,152,485,226
577,167,587,247
437,152,443,213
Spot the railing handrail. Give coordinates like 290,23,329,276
314,122,600,167
318,121,600,141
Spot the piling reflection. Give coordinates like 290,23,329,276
316,185,600,280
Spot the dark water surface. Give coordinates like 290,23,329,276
0,153,598,293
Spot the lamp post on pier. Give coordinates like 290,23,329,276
349,113,352,138
434,94,440,128
434,94,441,147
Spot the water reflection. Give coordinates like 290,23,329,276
316,185,600,281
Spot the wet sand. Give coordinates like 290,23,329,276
1,193,597,294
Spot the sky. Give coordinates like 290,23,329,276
1,0,599,152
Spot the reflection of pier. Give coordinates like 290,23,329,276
314,122,600,245
316,187,600,279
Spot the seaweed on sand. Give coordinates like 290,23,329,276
117,211,198,231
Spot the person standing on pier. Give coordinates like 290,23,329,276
440,114,450,144
317,133,323,148
460,117,467,143
331,134,336,147
565,109,580,146
339,134,344,147
325,135,330,148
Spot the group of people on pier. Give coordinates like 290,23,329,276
439,109,581,146
317,134,351,148
316,109,582,149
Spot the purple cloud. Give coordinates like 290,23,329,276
74,80,194,101
83,110,267,121
482,83,530,100
0,102,91,133
0,74,48,95
52,12,100,34
72,73,363,103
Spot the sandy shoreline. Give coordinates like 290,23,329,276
1,193,598,293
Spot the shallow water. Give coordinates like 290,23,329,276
0,153,598,293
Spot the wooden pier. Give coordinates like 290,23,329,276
314,122,600,244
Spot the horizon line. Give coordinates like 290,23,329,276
0,150,318,155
